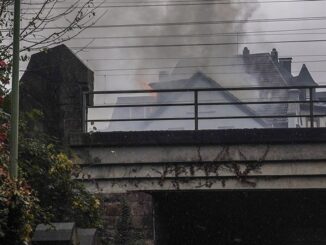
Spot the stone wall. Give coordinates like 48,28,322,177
20,44,94,143
102,192,154,245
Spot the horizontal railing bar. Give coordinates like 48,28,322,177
199,100,326,106
88,102,194,108
86,117,194,122
84,86,326,130
86,114,326,123
87,85,326,95
200,114,326,120
88,100,326,109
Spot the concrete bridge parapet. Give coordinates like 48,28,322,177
69,128,326,193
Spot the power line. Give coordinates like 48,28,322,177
20,30,326,41
18,0,326,10
17,52,326,73
18,58,326,73
4,15,326,31
56,39,326,50
86,56,326,61
22,0,325,4
93,70,326,76
92,61,326,72
23,0,326,3
6,26,326,40
18,65,326,76
16,53,326,76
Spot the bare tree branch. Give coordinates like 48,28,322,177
1,0,105,58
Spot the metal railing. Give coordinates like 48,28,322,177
82,85,326,132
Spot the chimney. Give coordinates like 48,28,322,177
271,48,278,63
243,47,250,57
279,57,292,74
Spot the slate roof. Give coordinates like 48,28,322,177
148,72,268,127
242,52,290,127
108,48,320,130
170,52,288,88
108,96,158,131
160,51,292,127
110,96,157,120
289,64,318,86
108,71,268,130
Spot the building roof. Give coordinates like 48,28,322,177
110,96,157,119
108,95,158,131
148,71,268,127
168,51,289,88
109,48,320,130
166,49,295,127
290,64,318,86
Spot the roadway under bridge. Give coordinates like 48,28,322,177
70,128,326,245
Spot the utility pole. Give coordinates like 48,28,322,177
10,0,21,179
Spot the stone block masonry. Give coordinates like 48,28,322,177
102,192,154,244
20,44,93,143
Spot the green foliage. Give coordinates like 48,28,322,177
18,121,105,227
114,199,133,245
2,183,39,245
0,0,102,242
0,158,40,245
113,199,145,245
0,111,106,244
0,58,10,110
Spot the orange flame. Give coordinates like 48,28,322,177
139,80,157,97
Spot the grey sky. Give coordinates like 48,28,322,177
15,0,326,131
17,1,326,108
19,0,326,89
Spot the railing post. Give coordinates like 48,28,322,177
82,92,88,133
194,90,198,130
309,87,314,128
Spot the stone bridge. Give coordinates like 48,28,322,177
69,129,326,245
70,129,326,193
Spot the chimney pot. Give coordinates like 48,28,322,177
271,48,278,63
243,47,250,57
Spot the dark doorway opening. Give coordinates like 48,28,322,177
153,190,326,245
